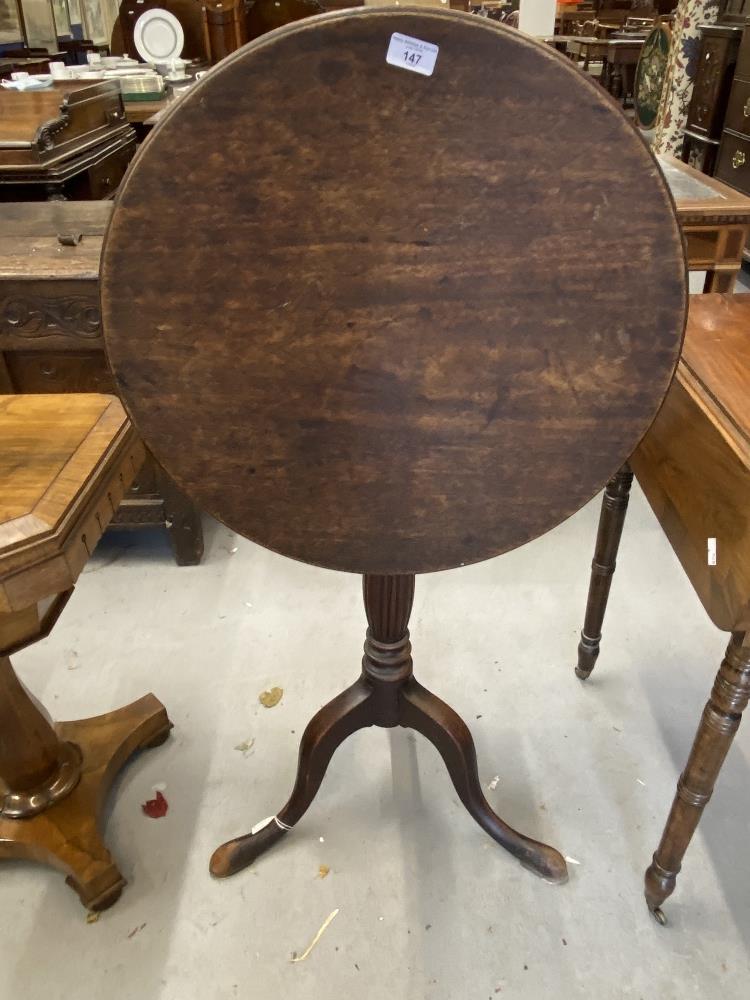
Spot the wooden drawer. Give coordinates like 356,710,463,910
715,131,750,195
6,350,114,393
724,78,750,139
81,141,134,200
735,21,750,80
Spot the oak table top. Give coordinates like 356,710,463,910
102,7,687,577
0,393,144,620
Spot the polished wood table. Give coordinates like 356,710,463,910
576,294,750,923
101,8,685,888
0,201,204,565
0,394,172,911
659,154,750,293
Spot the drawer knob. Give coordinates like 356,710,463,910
744,98,750,118
732,150,746,170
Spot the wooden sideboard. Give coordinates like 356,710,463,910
0,81,136,202
0,202,203,565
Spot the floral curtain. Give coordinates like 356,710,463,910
653,0,720,155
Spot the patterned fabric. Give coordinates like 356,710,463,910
653,0,719,155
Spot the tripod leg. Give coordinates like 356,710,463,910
210,677,374,877
400,678,568,884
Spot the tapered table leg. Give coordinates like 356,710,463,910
0,656,172,911
576,463,633,679
400,678,567,883
644,632,750,923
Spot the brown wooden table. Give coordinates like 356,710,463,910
659,154,750,293
575,294,750,923
101,9,686,888
565,35,644,104
0,393,172,911
0,201,204,565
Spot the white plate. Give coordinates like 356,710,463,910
133,9,184,65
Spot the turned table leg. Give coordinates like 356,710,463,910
645,632,750,923
0,656,80,817
576,463,633,679
0,654,172,911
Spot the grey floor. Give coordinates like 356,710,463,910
1,478,749,1000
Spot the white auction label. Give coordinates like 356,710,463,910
707,537,717,566
386,32,439,77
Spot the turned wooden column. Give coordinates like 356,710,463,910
576,463,634,679
362,575,415,727
0,656,80,817
645,631,750,922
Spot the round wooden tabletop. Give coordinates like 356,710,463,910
102,8,686,575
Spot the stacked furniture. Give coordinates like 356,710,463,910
0,202,204,565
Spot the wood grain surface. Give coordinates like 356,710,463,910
632,294,750,632
102,8,687,575
0,393,144,614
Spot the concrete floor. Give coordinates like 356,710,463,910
1,481,749,1000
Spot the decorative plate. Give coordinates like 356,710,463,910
634,25,671,131
133,9,185,65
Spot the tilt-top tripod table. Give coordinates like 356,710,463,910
100,8,687,886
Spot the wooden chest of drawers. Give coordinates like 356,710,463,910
715,129,750,186
715,25,750,202
723,75,750,136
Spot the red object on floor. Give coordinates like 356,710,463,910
141,790,168,818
